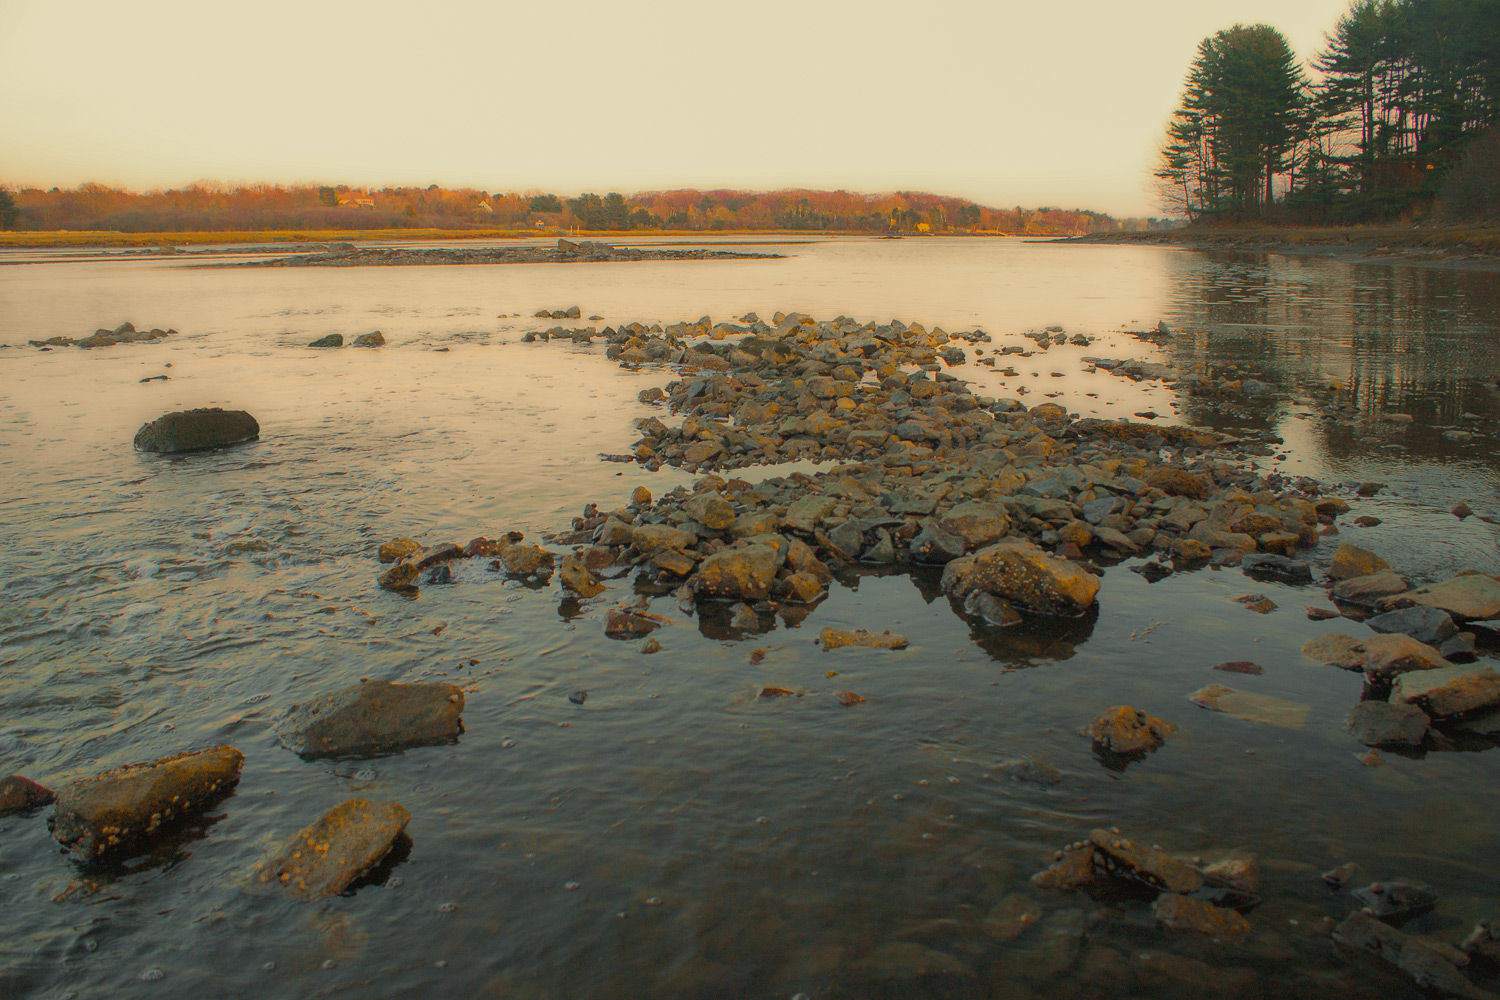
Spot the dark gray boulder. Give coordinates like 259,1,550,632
1345,700,1430,747
1241,553,1313,584
352,331,385,348
51,746,244,862
133,408,259,453
309,333,343,347
275,680,465,759
1366,606,1459,646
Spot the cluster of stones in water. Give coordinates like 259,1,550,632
4,679,462,900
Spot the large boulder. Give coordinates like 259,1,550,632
133,408,260,453
938,501,1011,550
943,538,1099,616
1386,573,1500,621
257,799,411,899
275,681,464,759
1365,606,1459,645
1329,543,1389,581
692,544,781,601
1362,634,1449,683
52,747,244,862
1392,664,1500,719
1345,701,1430,746
1332,570,1408,607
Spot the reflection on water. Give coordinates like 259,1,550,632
1,240,1499,999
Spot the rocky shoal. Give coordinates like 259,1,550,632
224,238,784,268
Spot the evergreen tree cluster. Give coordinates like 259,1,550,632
1157,0,1500,222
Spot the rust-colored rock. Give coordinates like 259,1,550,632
378,537,422,563
1362,633,1448,682
1146,467,1213,500
605,609,663,639
944,537,1100,616
1085,705,1177,755
692,544,781,601
0,775,55,815
1152,893,1251,938
820,627,909,651
1302,633,1367,670
52,747,245,862
560,552,605,597
258,799,411,900
1329,543,1389,581
377,561,418,592
1088,829,1203,893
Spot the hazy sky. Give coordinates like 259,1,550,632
1,0,1353,217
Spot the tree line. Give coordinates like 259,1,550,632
0,182,1171,236
1157,0,1500,223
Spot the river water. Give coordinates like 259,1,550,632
2,238,1500,999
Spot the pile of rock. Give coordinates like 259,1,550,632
29,321,175,350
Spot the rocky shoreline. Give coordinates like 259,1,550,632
1062,226,1500,268
216,238,784,269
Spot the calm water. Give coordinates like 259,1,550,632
2,238,1500,999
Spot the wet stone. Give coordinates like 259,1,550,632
1351,881,1438,922
275,681,464,759
1333,570,1409,607
257,799,411,900
1329,543,1390,582
1242,553,1313,584
945,537,1100,616
52,746,245,863
1391,664,1500,719
908,523,966,564
964,590,1021,626
378,537,422,563
1331,911,1494,999
1366,606,1459,645
1189,685,1310,728
1345,700,1431,747
1362,633,1449,683
820,627,908,651
133,408,260,454
1088,829,1203,893
1085,705,1176,755
605,609,662,639
1303,633,1368,670
1152,893,1251,938
0,774,56,815
1389,574,1500,621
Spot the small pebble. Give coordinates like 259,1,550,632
139,967,165,982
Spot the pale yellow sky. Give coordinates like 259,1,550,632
0,0,1353,216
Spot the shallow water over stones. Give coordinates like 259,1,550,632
2,239,1500,998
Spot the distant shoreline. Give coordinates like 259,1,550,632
0,229,1062,250
1060,225,1500,268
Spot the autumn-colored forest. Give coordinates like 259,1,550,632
0,182,1168,235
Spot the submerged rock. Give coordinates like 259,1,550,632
257,799,411,899
1189,685,1310,728
1152,893,1251,938
1085,705,1176,755
0,775,56,815
1345,701,1431,746
1332,911,1491,999
133,408,260,453
52,746,244,862
820,627,908,651
275,681,464,759
1352,881,1438,921
605,609,662,638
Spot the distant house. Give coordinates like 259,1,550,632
475,200,494,214
337,193,376,209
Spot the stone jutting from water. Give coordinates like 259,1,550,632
0,774,56,815
51,746,245,862
257,798,411,899
275,681,464,759
1332,911,1494,1000
1391,664,1500,719
1386,573,1500,621
1085,705,1177,755
132,408,260,453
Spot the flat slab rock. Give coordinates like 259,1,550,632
1392,664,1500,719
257,798,411,899
820,627,909,651
52,746,244,862
1387,574,1500,621
1362,633,1448,682
133,408,260,453
1189,685,1310,729
1152,892,1251,938
1333,910,1495,1000
1303,633,1368,670
275,680,464,759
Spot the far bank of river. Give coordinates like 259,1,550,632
1067,224,1500,269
